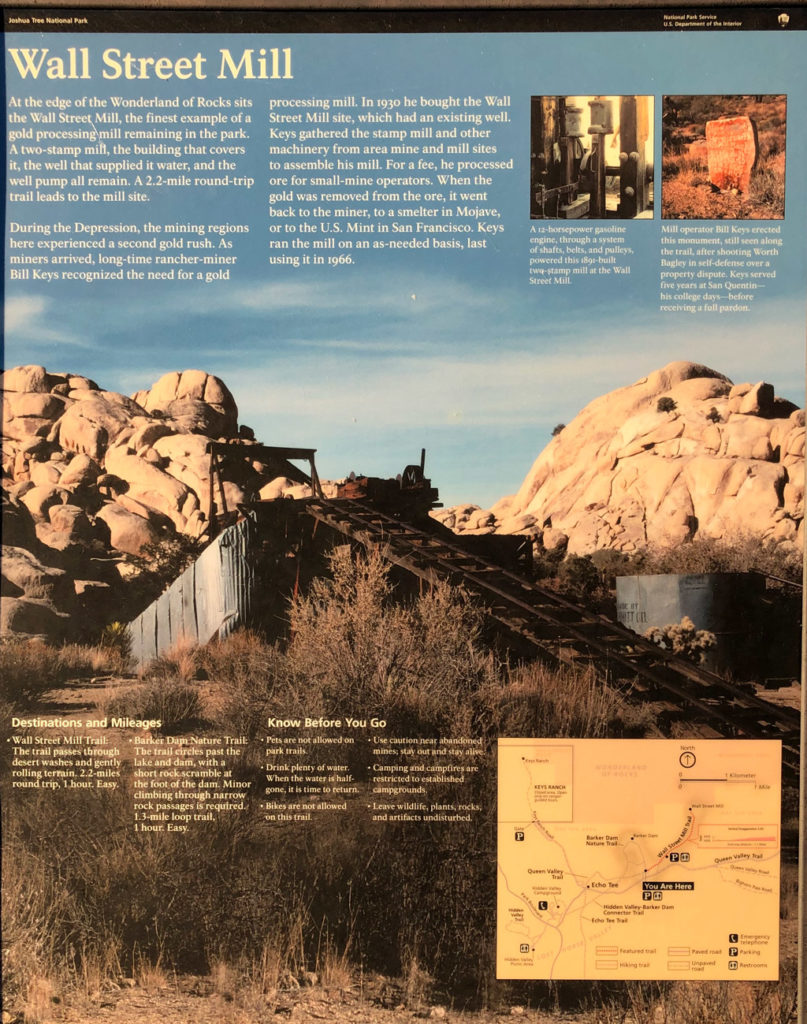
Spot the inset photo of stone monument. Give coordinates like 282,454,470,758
530,96,654,220
662,95,786,219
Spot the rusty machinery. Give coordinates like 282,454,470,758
203,442,441,539
531,96,653,219
333,448,440,519
203,442,540,583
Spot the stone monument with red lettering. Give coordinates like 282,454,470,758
705,115,758,193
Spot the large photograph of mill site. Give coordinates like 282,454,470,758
2,12,805,1024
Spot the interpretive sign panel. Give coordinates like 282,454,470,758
2,7,805,1021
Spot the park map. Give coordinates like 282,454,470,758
497,739,781,980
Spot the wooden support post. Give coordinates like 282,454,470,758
591,134,606,218
619,95,648,217
309,455,324,498
216,454,228,520
207,452,218,539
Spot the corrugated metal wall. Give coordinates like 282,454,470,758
615,571,765,674
127,518,254,668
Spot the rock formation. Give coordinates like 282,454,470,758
1,365,320,640
432,361,804,557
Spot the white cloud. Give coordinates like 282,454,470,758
4,295,48,332
4,294,90,349
221,301,803,438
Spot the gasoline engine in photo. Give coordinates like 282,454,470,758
530,95,653,219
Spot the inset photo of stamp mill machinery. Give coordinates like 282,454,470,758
530,95,653,219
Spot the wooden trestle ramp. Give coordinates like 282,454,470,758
304,497,801,780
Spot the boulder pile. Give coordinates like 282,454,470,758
1,365,319,640
432,361,804,557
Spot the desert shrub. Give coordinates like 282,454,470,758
99,620,132,666
285,547,496,735
590,547,635,587
706,406,722,423
656,396,677,413
200,630,288,737
285,546,407,707
476,662,633,740
532,544,566,581
662,151,706,183
661,177,749,220
138,639,200,685
750,164,785,216
105,678,204,732
131,533,201,582
0,638,64,703
551,423,566,437
389,580,496,735
557,553,602,600
637,533,801,582
58,641,130,680
644,616,716,663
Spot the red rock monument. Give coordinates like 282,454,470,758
705,115,757,192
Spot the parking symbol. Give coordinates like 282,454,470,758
642,892,652,901
515,831,525,842
669,852,679,862
729,948,738,957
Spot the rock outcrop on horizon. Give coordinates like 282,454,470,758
3,359,804,641
432,361,804,557
1,365,318,641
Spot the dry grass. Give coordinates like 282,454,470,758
0,637,127,704
209,959,238,1000
316,934,354,995
77,943,122,1001
134,955,171,994
139,637,200,684
481,661,640,739
250,943,290,1000
23,974,59,1024
104,677,205,731
607,977,799,1024
402,956,435,1010
779,862,798,920
2,835,65,1004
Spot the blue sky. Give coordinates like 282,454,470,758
5,28,807,508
